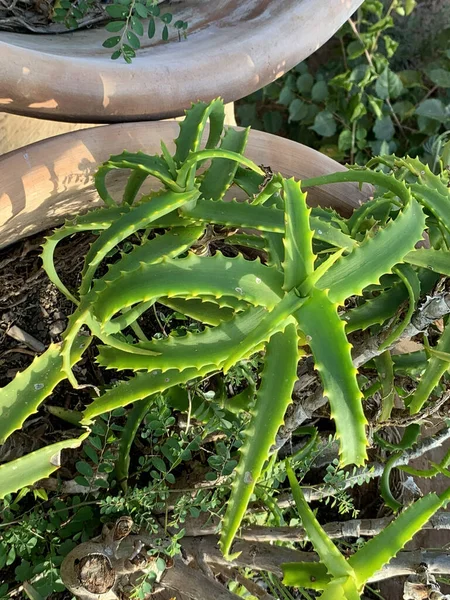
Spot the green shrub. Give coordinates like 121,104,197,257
238,0,450,164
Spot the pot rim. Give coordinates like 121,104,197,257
0,0,363,122
0,121,370,250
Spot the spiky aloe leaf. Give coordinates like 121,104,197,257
374,351,395,422
296,288,367,466
302,168,411,205
348,196,400,236
41,206,128,304
318,578,360,600
183,198,285,232
80,188,201,294
200,127,249,200
123,169,157,206
96,306,271,372
282,179,314,291
391,350,428,377
116,395,154,491
92,254,284,325
378,264,420,352
95,152,178,206
233,165,264,196
408,322,450,414
344,269,437,334
159,297,237,326
410,183,450,235
174,99,225,165
221,291,305,372
282,562,330,590
61,227,204,386
348,491,450,588
226,233,268,251
182,199,356,249
176,149,264,189
0,432,89,499
81,366,212,423
405,248,450,276
286,461,354,578
0,335,91,444
316,198,426,305
219,323,299,558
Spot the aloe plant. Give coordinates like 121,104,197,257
1,99,450,573
283,463,450,599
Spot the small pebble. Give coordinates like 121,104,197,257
49,319,66,336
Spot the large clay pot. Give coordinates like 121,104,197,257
0,122,370,249
0,0,363,123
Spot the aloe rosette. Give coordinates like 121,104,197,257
1,99,450,564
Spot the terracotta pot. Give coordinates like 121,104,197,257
0,122,371,249
0,0,363,122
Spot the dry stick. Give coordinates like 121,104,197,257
214,565,277,600
184,511,450,542
285,425,450,505
236,511,450,543
160,558,242,600
353,293,450,368
6,325,45,353
182,537,450,584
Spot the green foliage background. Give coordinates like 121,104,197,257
237,0,450,165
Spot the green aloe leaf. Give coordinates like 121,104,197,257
220,323,299,558
176,149,264,189
80,188,200,294
296,288,367,466
317,198,425,305
282,178,314,291
348,491,450,587
92,253,284,325
410,184,450,236
96,306,272,372
378,264,420,352
0,432,89,499
61,227,203,386
282,562,330,590
200,127,250,200
159,297,237,325
182,199,356,249
405,248,450,276
0,335,91,444
41,206,128,304
374,351,395,422
285,461,355,579
408,322,450,414
302,168,411,205
318,578,360,600
81,366,211,423
116,396,154,491
95,152,178,205
344,269,437,334
174,99,225,165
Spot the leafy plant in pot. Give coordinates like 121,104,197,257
0,0,364,122
2,99,450,599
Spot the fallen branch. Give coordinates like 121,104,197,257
182,536,450,583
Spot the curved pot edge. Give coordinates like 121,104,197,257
0,122,371,249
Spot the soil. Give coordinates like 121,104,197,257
0,0,106,33
0,0,166,33
0,229,101,461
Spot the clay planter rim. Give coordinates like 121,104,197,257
0,121,371,251
0,0,363,122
